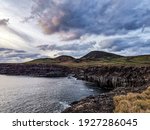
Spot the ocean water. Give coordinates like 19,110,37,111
0,75,104,113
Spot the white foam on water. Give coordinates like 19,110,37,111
53,101,70,113
59,101,70,109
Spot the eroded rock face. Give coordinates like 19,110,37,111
0,64,70,77
0,64,150,113
64,66,150,113
74,66,150,90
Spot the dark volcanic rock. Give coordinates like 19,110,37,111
75,66,150,90
63,66,150,113
63,93,115,113
0,64,70,77
0,63,150,113
63,83,150,113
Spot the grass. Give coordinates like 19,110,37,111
113,87,150,113
26,55,150,68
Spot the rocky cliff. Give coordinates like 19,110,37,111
0,63,149,113
0,64,70,77
74,66,150,90
64,66,150,113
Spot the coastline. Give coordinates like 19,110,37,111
0,63,150,113
63,65,150,112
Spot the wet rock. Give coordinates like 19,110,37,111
63,93,115,113
63,83,150,113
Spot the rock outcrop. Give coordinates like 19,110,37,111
0,64,70,77
0,63,150,113
63,83,150,113
63,66,150,113
74,66,150,90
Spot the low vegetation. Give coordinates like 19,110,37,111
26,51,150,67
114,87,150,113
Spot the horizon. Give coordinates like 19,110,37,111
1,50,149,64
0,0,150,63
20,50,150,60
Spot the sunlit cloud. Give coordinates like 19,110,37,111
0,0,150,62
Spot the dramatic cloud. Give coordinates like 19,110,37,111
30,0,150,40
0,0,150,62
37,35,150,57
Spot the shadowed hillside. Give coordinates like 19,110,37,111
28,55,75,64
80,51,123,60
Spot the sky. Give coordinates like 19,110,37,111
0,0,150,63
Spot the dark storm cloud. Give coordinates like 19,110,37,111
37,41,96,51
30,0,150,40
0,19,9,26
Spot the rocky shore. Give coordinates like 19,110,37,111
64,66,150,113
0,63,149,113
63,83,150,113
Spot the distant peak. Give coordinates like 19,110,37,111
81,51,123,60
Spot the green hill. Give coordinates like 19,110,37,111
27,55,75,64
80,51,123,60
26,51,150,67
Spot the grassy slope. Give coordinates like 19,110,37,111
114,87,150,113
26,55,150,67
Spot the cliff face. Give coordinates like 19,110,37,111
0,64,70,77
64,66,150,113
0,63,150,113
75,66,150,90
